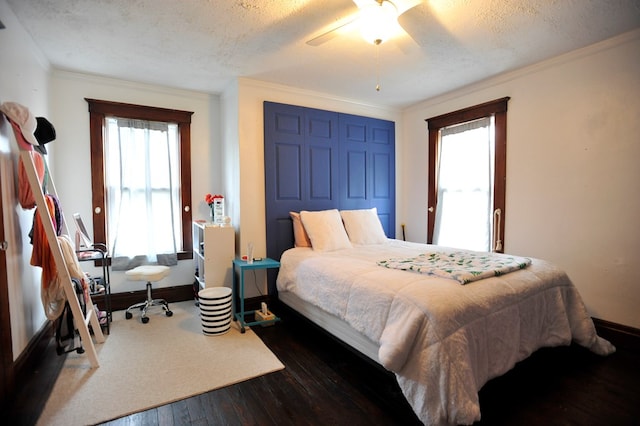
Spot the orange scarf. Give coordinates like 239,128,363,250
30,195,58,289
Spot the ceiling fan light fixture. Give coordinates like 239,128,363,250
359,0,399,45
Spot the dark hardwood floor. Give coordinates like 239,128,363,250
5,301,640,426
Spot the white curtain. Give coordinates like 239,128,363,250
105,118,181,270
433,117,494,252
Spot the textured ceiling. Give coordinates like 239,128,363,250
6,0,640,108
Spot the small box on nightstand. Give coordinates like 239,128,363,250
254,310,276,326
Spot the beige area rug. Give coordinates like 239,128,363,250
37,301,284,426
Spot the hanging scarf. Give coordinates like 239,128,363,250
17,149,45,209
30,194,64,289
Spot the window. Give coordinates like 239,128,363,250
426,97,509,252
86,99,193,265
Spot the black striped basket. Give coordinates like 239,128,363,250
198,287,232,336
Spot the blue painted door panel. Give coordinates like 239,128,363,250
265,101,395,271
339,113,395,236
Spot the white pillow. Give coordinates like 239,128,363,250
300,209,352,252
340,207,388,245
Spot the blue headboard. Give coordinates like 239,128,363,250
263,101,395,293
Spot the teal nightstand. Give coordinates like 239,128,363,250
232,257,281,333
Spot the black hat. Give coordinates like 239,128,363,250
34,117,56,155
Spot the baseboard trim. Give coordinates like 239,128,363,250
104,284,196,312
104,284,272,313
593,317,640,352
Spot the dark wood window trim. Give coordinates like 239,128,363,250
426,97,510,250
85,98,194,261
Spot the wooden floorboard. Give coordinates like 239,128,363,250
4,301,640,425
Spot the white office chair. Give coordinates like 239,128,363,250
124,265,173,324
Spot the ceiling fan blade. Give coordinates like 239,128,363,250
394,0,423,16
396,0,431,48
306,16,359,46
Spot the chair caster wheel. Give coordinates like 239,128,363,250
240,327,245,334
76,347,85,354
166,310,173,317
125,311,132,320
142,316,149,324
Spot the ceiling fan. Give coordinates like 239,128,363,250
306,0,423,47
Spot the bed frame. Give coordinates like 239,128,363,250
278,291,380,363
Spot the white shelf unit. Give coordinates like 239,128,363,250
192,222,235,290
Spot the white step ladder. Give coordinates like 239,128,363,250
20,149,104,368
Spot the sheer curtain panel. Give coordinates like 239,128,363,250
433,117,494,251
105,118,180,270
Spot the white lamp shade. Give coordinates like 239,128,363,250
359,1,399,44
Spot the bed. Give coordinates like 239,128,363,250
273,208,615,425
263,102,614,424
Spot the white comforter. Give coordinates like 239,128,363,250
276,240,615,425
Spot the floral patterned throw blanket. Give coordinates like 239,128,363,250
378,250,532,284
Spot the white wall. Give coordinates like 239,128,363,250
0,0,51,359
402,30,640,329
220,81,240,252
49,71,222,293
